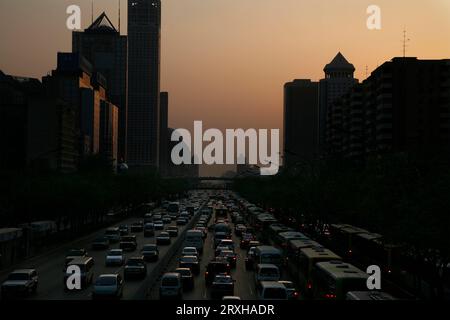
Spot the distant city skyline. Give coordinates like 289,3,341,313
1,0,450,175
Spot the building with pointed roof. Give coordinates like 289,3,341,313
72,12,127,163
85,12,118,34
319,52,358,153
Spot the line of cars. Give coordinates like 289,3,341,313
214,196,300,300
1,192,207,300
159,203,215,299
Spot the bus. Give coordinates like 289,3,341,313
328,224,369,260
253,246,284,270
184,230,204,253
296,247,341,299
312,261,369,300
285,239,323,262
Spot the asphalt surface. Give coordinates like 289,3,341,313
0,210,200,300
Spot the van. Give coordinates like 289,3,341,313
184,230,204,253
258,281,288,300
159,273,182,299
254,246,283,269
64,257,95,289
144,223,155,237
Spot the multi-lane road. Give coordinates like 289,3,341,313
1,191,295,300
149,204,295,300
0,201,204,300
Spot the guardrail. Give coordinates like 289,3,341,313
134,204,205,299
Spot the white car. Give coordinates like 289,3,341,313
181,247,199,259
105,249,124,266
92,274,123,299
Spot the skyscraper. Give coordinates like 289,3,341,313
159,92,169,176
127,0,161,169
72,12,127,163
283,79,319,167
319,52,358,153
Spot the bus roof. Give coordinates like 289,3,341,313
346,291,396,301
340,226,370,235
289,239,323,250
300,247,341,260
255,246,282,255
279,231,308,240
315,261,368,280
356,232,383,241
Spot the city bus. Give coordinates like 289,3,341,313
312,261,369,300
328,224,369,260
285,239,323,262
296,247,342,299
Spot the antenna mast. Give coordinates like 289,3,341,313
403,28,410,58
91,0,94,24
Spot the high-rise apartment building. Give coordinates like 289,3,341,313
326,57,450,159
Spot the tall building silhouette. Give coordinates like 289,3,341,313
127,0,161,169
159,92,169,176
319,52,358,153
72,13,127,162
283,79,319,167
326,57,450,159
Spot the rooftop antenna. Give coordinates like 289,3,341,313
118,0,121,34
365,65,368,79
91,0,94,24
403,27,410,58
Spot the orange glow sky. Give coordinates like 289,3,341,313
1,0,450,175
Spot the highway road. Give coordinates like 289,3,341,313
0,197,205,300
149,205,295,300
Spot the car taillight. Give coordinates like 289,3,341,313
205,272,208,276
325,293,336,299
293,291,299,298
307,282,312,290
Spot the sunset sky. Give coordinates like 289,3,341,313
1,0,450,175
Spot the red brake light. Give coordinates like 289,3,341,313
307,283,312,290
